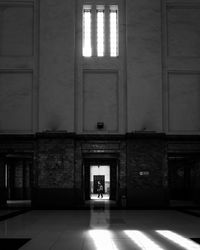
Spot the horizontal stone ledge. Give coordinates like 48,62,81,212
126,132,166,139
1,132,200,142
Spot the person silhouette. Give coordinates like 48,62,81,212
97,181,103,198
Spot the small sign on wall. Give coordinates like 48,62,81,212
139,171,150,176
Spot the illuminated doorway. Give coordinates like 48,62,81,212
84,159,118,201
90,165,110,200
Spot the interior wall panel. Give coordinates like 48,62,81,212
0,72,33,132
127,0,162,132
167,6,200,57
83,71,118,132
0,5,33,56
168,73,200,132
39,0,75,132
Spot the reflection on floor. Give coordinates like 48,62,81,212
177,208,200,218
85,195,117,210
0,208,200,249
0,209,30,222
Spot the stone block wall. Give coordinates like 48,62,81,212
127,133,168,207
3,133,200,208
119,141,127,199
13,160,23,200
168,138,200,205
32,133,75,208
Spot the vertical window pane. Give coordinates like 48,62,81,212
110,5,118,57
83,6,92,57
97,6,104,57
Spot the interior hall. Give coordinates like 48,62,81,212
0,0,200,249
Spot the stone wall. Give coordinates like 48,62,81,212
13,160,23,199
127,133,168,207
1,133,200,208
168,137,200,205
32,133,75,208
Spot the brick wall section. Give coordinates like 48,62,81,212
1,134,200,207
127,133,167,207
15,161,23,188
74,140,82,190
24,161,30,188
36,137,75,188
119,141,127,196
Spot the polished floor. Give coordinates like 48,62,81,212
0,203,200,249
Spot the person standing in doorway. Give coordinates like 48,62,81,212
97,181,103,198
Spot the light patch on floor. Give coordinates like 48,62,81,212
156,230,200,250
124,230,165,250
89,230,119,250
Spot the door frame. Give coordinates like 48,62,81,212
5,155,33,201
83,156,119,201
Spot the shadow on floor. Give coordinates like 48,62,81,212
0,238,31,250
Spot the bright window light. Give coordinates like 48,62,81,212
97,6,105,57
124,230,165,250
89,230,119,250
82,4,119,58
156,230,200,250
83,6,92,57
110,6,118,57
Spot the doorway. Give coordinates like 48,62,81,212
84,158,118,201
5,155,32,207
90,165,110,200
168,156,192,201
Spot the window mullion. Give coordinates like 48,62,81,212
104,6,110,57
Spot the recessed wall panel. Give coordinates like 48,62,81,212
0,72,32,132
83,71,118,132
169,73,200,131
0,6,33,56
167,7,200,57
39,0,75,132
